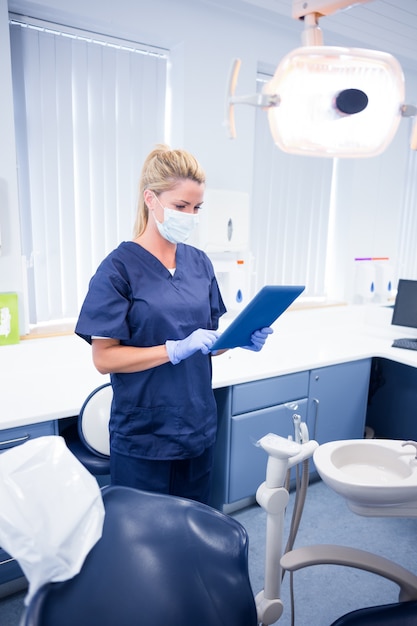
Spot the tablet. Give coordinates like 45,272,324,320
211,284,305,351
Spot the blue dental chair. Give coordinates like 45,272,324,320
331,601,417,625
20,483,417,626
21,485,258,626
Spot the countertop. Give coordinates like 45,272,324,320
2,303,417,430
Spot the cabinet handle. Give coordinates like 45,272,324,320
312,398,320,439
0,434,30,447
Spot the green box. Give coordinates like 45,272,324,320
0,293,20,345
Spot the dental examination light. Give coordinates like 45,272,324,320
227,0,417,157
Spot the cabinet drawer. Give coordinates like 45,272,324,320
0,548,23,585
0,421,58,452
229,398,308,502
232,372,309,415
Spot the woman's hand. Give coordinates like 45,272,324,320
166,329,220,365
242,327,274,352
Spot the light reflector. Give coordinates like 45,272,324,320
263,46,405,157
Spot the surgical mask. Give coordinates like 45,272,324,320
152,194,199,244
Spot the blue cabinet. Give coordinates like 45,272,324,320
366,357,417,440
308,359,372,444
210,359,372,512
211,372,309,510
229,400,308,502
307,359,371,474
0,421,57,452
0,420,58,586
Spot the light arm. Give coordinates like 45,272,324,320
292,0,373,20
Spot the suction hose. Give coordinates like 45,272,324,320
282,457,311,626
282,457,310,578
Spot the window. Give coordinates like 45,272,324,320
10,16,168,324
250,72,334,298
396,142,417,279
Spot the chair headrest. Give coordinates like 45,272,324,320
78,383,112,457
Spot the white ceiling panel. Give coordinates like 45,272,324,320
237,0,417,63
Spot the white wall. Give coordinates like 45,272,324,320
329,122,412,302
2,0,417,312
0,0,26,330
7,0,300,191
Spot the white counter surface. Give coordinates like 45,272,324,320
2,304,417,430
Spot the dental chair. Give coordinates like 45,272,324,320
21,485,258,626
331,601,417,625
63,383,111,476
281,546,417,625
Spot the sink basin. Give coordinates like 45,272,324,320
313,439,417,515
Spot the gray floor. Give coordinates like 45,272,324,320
0,478,416,625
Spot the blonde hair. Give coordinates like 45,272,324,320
133,144,206,238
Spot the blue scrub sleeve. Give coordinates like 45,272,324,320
209,275,227,329
75,265,132,344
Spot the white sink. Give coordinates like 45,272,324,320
313,439,417,516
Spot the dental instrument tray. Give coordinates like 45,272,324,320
211,284,305,351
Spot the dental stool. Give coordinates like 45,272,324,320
63,383,111,476
21,485,258,626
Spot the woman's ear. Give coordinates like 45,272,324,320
143,188,154,210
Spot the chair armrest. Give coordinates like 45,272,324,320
281,544,417,602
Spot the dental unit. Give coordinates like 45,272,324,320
256,418,417,624
255,412,318,625
226,0,417,158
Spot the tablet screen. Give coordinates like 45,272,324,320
211,285,305,351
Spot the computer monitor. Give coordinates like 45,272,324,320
392,279,417,328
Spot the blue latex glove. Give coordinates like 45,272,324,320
242,327,274,352
166,329,220,365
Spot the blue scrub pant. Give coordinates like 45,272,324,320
110,445,214,504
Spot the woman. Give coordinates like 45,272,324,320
75,144,271,503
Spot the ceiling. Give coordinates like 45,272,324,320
207,0,417,66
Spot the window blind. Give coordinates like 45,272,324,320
251,73,334,298
396,136,417,279
10,16,168,324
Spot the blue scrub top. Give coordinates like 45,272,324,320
75,241,226,460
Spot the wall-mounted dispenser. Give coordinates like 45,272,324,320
353,259,375,304
194,189,249,253
189,189,252,314
353,257,393,304
374,259,393,303
210,252,253,315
